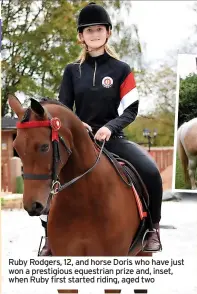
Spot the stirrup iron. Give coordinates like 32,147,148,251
142,228,162,253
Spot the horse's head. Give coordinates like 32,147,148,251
8,94,72,216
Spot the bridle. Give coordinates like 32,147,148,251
16,114,105,213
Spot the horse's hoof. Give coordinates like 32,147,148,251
191,186,197,190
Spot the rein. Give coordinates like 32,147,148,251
17,115,105,213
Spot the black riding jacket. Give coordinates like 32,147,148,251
58,51,139,136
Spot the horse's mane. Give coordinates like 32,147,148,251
21,97,71,123
40,97,95,144
40,97,69,110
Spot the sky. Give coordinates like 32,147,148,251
129,1,197,65
124,1,197,113
178,54,197,78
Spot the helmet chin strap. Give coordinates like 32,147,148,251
85,38,108,53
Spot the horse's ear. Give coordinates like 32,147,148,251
7,93,25,119
30,98,45,117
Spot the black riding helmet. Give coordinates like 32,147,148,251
77,2,112,33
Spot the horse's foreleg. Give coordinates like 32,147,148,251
104,290,121,293
57,290,121,294
136,251,152,257
57,290,78,293
57,290,121,293
188,159,197,189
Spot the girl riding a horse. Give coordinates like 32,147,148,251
40,2,163,255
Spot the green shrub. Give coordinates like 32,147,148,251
0,198,5,206
16,176,24,193
124,111,175,147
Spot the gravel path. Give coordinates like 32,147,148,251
1,194,197,294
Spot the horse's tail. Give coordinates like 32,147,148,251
177,125,190,184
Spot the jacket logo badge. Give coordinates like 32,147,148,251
102,76,113,88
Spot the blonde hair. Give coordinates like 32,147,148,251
76,30,119,65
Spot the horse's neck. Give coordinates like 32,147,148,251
45,103,97,174
71,130,97,171
60,114,97,178
44,103,97,182
61,135,97,181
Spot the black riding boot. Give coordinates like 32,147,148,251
39,219,52,256
143,223,162,252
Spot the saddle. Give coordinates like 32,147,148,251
92,136,154,254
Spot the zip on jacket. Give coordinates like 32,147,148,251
59,51,139,136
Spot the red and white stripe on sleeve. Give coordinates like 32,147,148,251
118,72,139,115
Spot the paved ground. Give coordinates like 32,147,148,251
1,193,197,294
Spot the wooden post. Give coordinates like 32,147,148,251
10,157,22,193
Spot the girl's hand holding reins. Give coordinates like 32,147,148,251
82,122,92,132
94,126,112,142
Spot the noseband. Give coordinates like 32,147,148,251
17,113,105,213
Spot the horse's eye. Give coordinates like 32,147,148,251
40,144,50,152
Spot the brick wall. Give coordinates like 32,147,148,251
145,147,174,173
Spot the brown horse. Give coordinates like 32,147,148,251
8,94,151,293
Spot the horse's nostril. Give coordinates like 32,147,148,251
32,202,44,214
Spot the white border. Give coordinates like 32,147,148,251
172,188,197,194
172,54,180,190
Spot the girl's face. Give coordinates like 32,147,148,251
79,25,110,49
